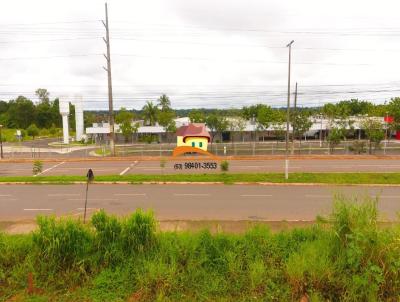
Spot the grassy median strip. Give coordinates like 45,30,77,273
0,172,400,184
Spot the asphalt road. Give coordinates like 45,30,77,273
0,184,399,221
1,159,400,176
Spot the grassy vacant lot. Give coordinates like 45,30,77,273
1,172,400,184
1,197,400,301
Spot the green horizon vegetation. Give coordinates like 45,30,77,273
1,172,400,185
2,88,400,143
1,197,400,301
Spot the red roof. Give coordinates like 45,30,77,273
176,123,211,142
384,116,394,123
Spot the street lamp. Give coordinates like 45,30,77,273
285,40,294,180
0,124,3,159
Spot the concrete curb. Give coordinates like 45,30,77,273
1,181,400,187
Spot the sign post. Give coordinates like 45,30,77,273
84,169,94,223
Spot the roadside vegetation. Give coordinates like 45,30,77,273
1,197,400,301
2,172,400,185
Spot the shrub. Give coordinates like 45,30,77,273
349,140,366,154
286,239,336,300
220,160,229,172
32,216,92,271
121,209,157,253
32,160,43,175
91,210,123,266
26,124,39,140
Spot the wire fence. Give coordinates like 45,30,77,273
2,139,400,159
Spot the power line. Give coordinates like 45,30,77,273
0,54,102,60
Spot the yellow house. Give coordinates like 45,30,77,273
176,123,211,151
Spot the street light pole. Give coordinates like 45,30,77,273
285,40,294,180
0,125,3,159
102,2,115,156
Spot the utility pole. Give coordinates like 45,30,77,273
285,40,294,180
102,2,115,156
291,82,298,155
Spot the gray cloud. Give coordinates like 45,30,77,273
1,0,400,109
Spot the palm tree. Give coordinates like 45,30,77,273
157,94,171,111
142,101,158,126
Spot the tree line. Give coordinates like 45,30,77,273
1,88,400,151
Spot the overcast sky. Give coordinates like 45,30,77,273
1,0,400,110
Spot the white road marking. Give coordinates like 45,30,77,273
114,193,146,196
240,194,273,197
120,161,138,176
48,193,81,197
234,166,301,169
34,161,65,176
56,168,118,172
67,198,118,201
0,194,12,197
357,164,400,167
24,208,53,211
173,193,210,197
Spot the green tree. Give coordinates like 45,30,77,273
205,114,228,143
68,103,76,130
119,121,134,143
0,101,9,115
84,112,96,128
132,122,140,142
142,101,158,126
362,118,385,154
115,107,134,124
158,110,176,142
36,101,53,128
27,124,39,140
327,127,345,153
157,94,171,111
189,110,206,123
7,96,36,129
35,88,50,104
292,111,312,151
388,97,400,130
158,110,175,129
158,110,176,141
115,108,136,143
256,105,276,130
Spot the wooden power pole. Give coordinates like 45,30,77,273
102,2,115,156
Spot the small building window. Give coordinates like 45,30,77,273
199,142,203,148
192,142,195,147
